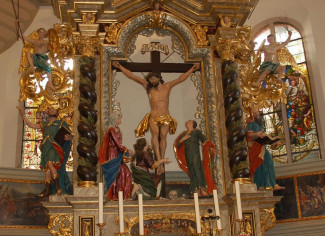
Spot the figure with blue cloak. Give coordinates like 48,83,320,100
17,106,73,197
98,111,133,200
246,107,285,191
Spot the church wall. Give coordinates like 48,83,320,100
245,0,325,162
0,7,59,168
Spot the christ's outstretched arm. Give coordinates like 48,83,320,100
112,61,147,88
169,63,200,88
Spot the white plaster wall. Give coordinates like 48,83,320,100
245,0,325,157
0,7,60,168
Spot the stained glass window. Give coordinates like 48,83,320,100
253,23,321,165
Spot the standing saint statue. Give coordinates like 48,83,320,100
98,111,133,200
112,61,200,174
17,106,73,197
174,120,218,197
246,107,285,190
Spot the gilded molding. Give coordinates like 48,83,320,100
48,214,73,236
82,12,96,24
119,213,206,234
259,208,276,235
75,35,101,58
191,24,209,46
104,23,123,45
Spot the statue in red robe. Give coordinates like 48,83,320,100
98,113,132,200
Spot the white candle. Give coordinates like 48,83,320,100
138,194,144,235
118,191,124,233
194,192,201,233
213,189,222,229
235,181,243,219
98,182,104,224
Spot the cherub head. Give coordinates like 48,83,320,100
152,0,162,11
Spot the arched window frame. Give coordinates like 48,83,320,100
251,19,322,165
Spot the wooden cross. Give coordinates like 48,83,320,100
117,49,193,73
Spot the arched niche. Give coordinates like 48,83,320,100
100,11,226,195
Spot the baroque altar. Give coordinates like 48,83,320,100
18,1,283,235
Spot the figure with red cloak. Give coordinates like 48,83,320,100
246,107,285,190
98,111,132,200
174,120,218,196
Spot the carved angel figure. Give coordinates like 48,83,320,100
19,25,74,102
253,31,297,87
19,28,56,89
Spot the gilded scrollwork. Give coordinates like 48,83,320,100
104,23,123,45
48,214,73,236
239,50,287,112
82,12,96,24
233,26,254,64
53,23,75,59
75,35,101,58
19,24,75,124
119,213,205,234
259,208,276,235
191,24,209,46
216,38,236,61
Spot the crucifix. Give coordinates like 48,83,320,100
117,49,193,73
112,42,200,198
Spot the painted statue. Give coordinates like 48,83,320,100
130,138,171,199
174,120,218,196
253,30,293,87
246,107,285,190
17,106,73,197
98,111,133,200
20,28,55,90
112,61,200,175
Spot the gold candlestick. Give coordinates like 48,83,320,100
96,223,105,236
236,219,247,236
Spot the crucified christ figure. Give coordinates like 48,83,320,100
112,61,200,174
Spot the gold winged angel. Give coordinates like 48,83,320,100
18,25,74,103
252,30,298,87
19,27,62,93
240,31,298,111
